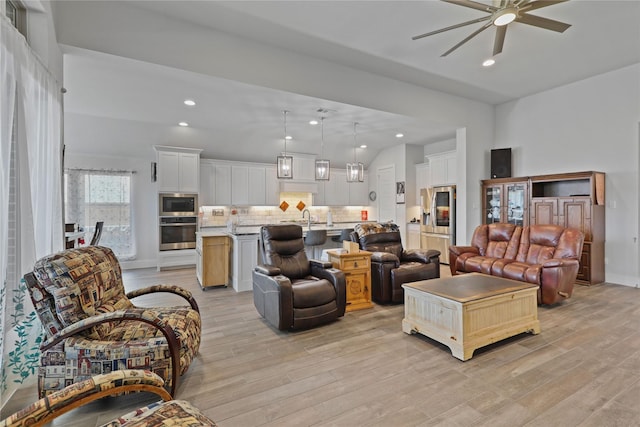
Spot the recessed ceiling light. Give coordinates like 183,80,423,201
360,144,367,149
183,99,196,106
396,133,404,138
178,122,189,127
285,135,292,140
483,58,496,67
309,120,319,125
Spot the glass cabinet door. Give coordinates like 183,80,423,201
506,183,527,225
484,185,502,223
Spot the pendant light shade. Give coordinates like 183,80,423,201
277,110,293,179
346,122,364,182
315,117,330,181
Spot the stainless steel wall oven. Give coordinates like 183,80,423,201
159,216,197,251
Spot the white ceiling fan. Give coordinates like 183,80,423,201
412,0,571,57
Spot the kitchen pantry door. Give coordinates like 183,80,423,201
377,165,396,223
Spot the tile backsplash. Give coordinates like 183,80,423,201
200,192,369,227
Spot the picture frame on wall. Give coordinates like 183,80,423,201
396,181,405,204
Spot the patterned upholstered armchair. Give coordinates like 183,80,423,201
0,369,216,427
24,246,201,398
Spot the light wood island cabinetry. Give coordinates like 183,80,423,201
196,234,230,288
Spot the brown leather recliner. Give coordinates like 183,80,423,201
351,223,441,304
449,223,584,305
252,224,346,331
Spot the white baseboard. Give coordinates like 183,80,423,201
604,273,639,288
120,259,157,270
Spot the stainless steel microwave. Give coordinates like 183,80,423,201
159,193,198,216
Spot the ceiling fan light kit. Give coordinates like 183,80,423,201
413,0,571,57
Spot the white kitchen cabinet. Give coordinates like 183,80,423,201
415,163,430,203
325,169,349,206
248,166,266,205
155,146,201,193
406,223,420,249
214,163,232,206
314,169,368,206
427,151,456,186
348,171,369,206
199,160,215,206
231,165,250,205
230,234,259,292
232,165,268,206
291,153,316,181
264,165,279,206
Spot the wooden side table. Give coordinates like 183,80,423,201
327,250,373,312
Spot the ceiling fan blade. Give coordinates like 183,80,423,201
412,16,491,40
441,0,497,13
516,13,571,32
493,25,507,55
520,0,570,13
441,21,493,57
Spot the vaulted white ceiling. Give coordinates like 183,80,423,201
55,1,640,167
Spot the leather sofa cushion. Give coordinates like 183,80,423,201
502,262,542,284
471,223,520,259
292,277,336,308
463,256,500,275
391,262,436,285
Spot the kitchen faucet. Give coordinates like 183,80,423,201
302,209,311,229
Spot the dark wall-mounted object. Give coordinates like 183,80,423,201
491,148,512,178
151,162,157,182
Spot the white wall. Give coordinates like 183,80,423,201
64,152,158,269
51,0,495,250
495,64,640,286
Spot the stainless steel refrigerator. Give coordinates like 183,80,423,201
420,185,456,264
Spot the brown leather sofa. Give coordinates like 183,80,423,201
252,224,346,331
351,223,440,304
449,223,584,305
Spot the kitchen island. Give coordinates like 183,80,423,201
197,222,364,292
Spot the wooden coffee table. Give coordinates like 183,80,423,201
402,273,540,361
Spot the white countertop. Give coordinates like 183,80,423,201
198,222,363,238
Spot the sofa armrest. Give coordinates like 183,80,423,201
127,284,199,312
311,265,347,316
539,258,581,305
449,245,479,257
370,251,400,265
310,259,333,269
402,249,440,264
254,264,281,276
0,370,170,427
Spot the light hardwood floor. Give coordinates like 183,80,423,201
4,266,640,426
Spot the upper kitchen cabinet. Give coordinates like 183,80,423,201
199,160,231,206
314,169,368,206
427,151,456,187
200,160,278,207
291,153,316,181
154,146,202,194
232,165,267,206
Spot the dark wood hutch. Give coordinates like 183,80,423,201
482,171,605,286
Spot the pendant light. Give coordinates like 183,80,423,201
277,110,293,179
346,122,364,182
315,117,330,181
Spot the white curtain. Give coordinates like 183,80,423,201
0,15,63,407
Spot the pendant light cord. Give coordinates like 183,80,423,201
283,110,288,155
